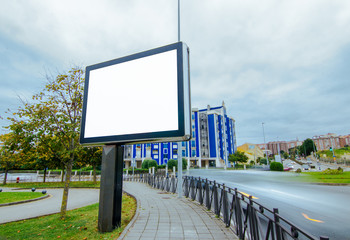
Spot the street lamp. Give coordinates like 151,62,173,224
312,137,317,161
262,123,268,165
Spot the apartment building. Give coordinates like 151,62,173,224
123,102,236,168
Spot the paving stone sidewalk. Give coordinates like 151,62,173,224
119,181,238,240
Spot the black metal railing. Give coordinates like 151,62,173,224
123,174,329,240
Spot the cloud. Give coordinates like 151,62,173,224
1,0,350,145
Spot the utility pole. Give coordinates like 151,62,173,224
262,123,268,165
178,0,180,42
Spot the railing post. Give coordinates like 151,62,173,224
205,178,210,210
191,177,195,200
222,185,229,227
213,181,219,216
198,177,203,205
248,196,259,240
234,188,243,239
274,208,282,240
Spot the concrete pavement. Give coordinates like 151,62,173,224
120,181,238,240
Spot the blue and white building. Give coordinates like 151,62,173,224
124,102,236,168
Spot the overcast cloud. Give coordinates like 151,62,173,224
1,0,350,146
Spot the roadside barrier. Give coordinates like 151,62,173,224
123,174,329,240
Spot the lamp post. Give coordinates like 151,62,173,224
178,0,180,42
262,123,268,165
312,137,317,161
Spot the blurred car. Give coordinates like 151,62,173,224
302,164,310,170
284,164,294,171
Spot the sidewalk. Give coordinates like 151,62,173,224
120,181,238,240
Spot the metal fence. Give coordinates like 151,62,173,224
123,174,329,240
0,171,100,183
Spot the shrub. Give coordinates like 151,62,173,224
167,158,187,171
260,158,267,165
141,159,158,170
167,159,177,171
295,168,302,173
158,164,166,169
322,168,343,175
270,162,283,171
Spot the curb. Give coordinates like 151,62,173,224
117,189,141,240
0,194,51,207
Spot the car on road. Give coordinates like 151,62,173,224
302,164,310,170
284,164,294,171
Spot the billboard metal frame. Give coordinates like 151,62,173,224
80,42,191,146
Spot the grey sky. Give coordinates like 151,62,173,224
1,0,350,146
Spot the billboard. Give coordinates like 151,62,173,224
80,42,191,145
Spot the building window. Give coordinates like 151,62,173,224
191,141,196,147
163,149,168,154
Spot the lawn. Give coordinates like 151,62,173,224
0,193,136,240
0,192,45,204
294,171,350,184
289,172,350,185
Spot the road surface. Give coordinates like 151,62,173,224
185,168,350,240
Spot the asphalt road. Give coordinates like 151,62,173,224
184,168,350,240
0,188,99,224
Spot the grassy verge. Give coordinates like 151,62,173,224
294,171,350,184
0,192,45,204
0,181,100,189
0,193,136,240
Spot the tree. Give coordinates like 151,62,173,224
0,133,22,184
228,151,248,165
4,67,84,219
301,138,317,156
76,146,102,184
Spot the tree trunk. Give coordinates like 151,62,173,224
61,165,65,182
60,139,75,219
60,160,72,219
93,165,97,184
43,168,47,183
3,167,8,185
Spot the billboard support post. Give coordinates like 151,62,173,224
98,145,124,232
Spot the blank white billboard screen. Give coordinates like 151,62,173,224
84,49,179,138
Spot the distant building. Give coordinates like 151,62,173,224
258,140,302,156
123,102,236,168
339,134,350,148
237,143,264,163
313,133,341,150
267,141,288,155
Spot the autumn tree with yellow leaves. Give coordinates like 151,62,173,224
4,67,85,219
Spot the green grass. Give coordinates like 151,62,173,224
0,193,136,240
0,181,100,189
296,171,350,184
0,192,45,204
